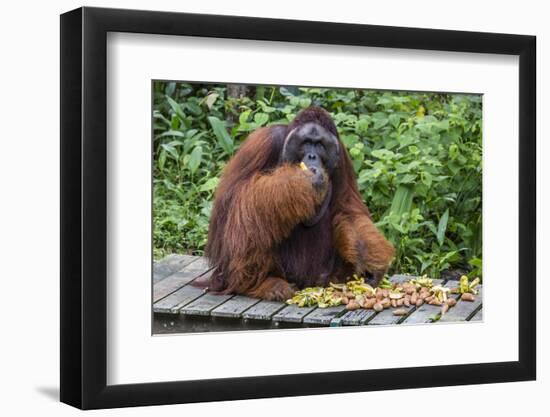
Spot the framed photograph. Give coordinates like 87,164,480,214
60,6,536,409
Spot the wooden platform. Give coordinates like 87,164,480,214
153,255,483,333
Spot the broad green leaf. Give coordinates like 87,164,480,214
165,96,185,121
188,146,203,174
239,110,251,124
158,150,166,170
161,143,179,160
199,177,220,192
390,185,414,220
157,130,186,139
208,116,234,155
254,113,269,126
437,209,449,246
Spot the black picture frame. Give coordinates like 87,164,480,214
60,6,536,410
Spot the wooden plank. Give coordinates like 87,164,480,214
303,305,347,325
153,285,205,314
273,304,317,323
367,303,415,326
153,258,211,302
469,308,483,322
180,293,233,316
153,254,197,282
211,296,261,318
439,285,483,323
368,277,442,326
401,280,456,325
242,301,287,321
338,308,376,326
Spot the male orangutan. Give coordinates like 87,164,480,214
202,106,394,301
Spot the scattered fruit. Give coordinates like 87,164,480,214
451,275,480,295
461,292,476,302
446,298,457,307
285,275,480,320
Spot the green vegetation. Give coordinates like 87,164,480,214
153,82,482,278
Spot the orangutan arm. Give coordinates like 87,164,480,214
333,212,395,286
236,164,326,247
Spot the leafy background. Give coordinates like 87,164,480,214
153,82,482,279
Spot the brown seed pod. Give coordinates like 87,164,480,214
441,304,450,315
404,296,411,307
373,302,384,312
381,298,391,308
397,298,404,307
461,293,476,302
416,298,424,307
446,298,457,307
341,296,349,305
410,293,418,304
364,298,376,309
346,300,360,311
429,299,442,306
382,289,390,298
391,299,397,308
393,308,408,316
425,295,434,303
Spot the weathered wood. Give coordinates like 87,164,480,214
469,308,483,321
368,304,415,325
211,296,261,318
439,285,483,323
180,293,233,316
242,301,287,321
303,305,347,325
153,257,483,331
401,279,456,325
153,285,205,314
338,308,377,326
153,258,211,302
153,254,197,282
273,304,316,323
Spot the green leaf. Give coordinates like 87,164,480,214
437,209,449,246
156,130,186,139
199,177,220,192
388,113,401,128
165,96,185,121
421,171,433,187
254,113,269,126
158,150,166,170
399,174,417,184
239,110,251,124
185,102,202,116
161,143,179,160
390,185,414,219
208,116,234,155
188,146,203,174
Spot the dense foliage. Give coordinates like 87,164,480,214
153,82,482,278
